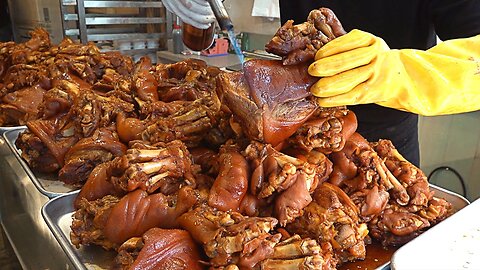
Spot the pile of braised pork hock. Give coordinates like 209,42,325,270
1,8,453,270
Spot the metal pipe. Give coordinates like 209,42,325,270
206,0,233,31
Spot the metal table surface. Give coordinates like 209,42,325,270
0,132,74,270
157,50,244,69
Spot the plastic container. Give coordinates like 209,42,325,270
241,32,250,51
172,23,184,54
201,38,229,56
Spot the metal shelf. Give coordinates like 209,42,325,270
84,1,163,8
107,48,158,55
86,17,164,25
65,27,144,36
64,14,165,25
62,0,163,8
88,32,164,41
60,0,169,56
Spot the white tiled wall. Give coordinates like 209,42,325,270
419,111,480,201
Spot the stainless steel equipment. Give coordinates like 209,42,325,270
42,190,116,270
3,127,77,198
7,0,65,44
61,0,169,61
7,0,171,61
0,131,74,269
206,0,233,31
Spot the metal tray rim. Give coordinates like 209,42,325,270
42,184,468,270
2,127,74,198
41,190,88,270
0,125,27,133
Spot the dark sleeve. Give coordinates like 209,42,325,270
0,0,8,25
430,0,480,39
279,0,322,25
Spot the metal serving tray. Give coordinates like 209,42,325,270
3,127,79,198
42,190,116,270
0,125,26,134
42,185,469,270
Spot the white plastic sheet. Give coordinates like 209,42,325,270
251,0,280,19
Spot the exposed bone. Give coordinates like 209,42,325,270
249,143,319,199
371,153,394,190
203,224,328,269
260,161,298,198
177,116,212,134
125,148,171,162
261,255,324,270
274,153,304,167
238,234,279,268
178,205,282,268
147,171,172,186
275,173,315,226
128,159,176,175
117,236,144,252
379,161,410,205
172,105,207,124
322,183,359,216
271,235,321,258
388,146,409,162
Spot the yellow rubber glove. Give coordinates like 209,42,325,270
309,29,480,116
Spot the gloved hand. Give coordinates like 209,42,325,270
162,0,215,29
308,29,480,116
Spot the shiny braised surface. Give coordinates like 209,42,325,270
338,242,398,270
1,8,457,270
38,184,467,270
114,228,203,270
266,7,346,65
217,59,318,146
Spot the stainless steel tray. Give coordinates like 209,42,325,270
0,125,26,134
42,190,116,270
42,184,469,270
3,127,79,198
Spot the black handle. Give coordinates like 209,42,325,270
206,0,233,31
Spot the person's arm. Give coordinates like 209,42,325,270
308,29,480,116
162,0,215,29
430,0,480,40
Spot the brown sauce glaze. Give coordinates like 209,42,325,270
339,241,400,270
